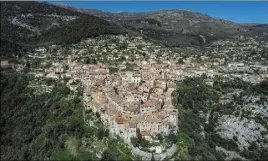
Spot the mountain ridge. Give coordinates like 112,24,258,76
0,1,126,59
1,1,268,60
55,4,268,47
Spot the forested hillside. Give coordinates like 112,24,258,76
0,71,86,160
0,71,132,160
0,38,33,61
1,1,125,59
40,15,126,45
172,77,268,160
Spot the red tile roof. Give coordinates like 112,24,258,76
116,118,124,124
96,80,105,85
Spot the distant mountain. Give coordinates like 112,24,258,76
0,1,125,59
63,6,268,47
1,1,268,60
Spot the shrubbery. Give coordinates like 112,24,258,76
0,71,121,160
173,77,268,160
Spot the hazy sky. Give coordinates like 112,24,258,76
54,1,268,24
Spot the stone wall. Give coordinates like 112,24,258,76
130,143,177,160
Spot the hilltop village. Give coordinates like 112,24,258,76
2,1,268,160
6,35,268,156
29,36,181,150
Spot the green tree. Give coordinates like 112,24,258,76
131,137,139,147
84,57,91,64
151,153,155,161
93,59,97,64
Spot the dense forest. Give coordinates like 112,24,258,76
0,71,132,160
0,71,87,160
1,1,125,59
40,15,126,45
0,38,31,60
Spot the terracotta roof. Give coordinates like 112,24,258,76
96,80,105,85
157,112,169,120
116,116,124,124
142,100,152,107
139,114,162,123
141,99,157,107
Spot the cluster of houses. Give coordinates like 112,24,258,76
66,56,180,143
202,36,268,84
8,34,268,152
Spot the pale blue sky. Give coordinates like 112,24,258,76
54,1,268,24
